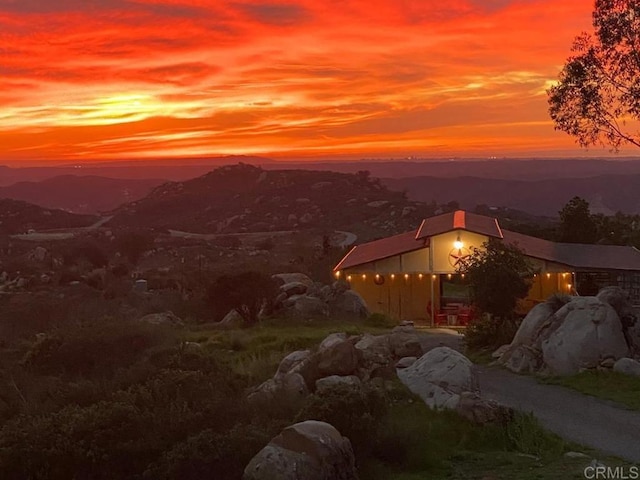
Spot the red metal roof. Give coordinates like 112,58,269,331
334,231,427,271
415,210,503,240
334,210,640,272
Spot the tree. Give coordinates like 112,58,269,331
548,0,640,150
457,239,535,319
558,196,599,243
207,271,279,325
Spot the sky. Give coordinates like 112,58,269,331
0,0,617,164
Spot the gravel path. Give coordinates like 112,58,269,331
415,329,640,462
478,365,640,462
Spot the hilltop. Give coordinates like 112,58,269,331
106,164,433,237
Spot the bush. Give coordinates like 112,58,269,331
464,314,519,351
295,382,388,456
144,423,275,480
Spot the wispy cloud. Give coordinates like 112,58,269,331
0,0,604,162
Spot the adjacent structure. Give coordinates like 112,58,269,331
333,210,640,325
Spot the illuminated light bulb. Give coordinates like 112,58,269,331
546,273,551,279
562,273,567,278
335,271,341,279
453,234,463,250
391,274,395,279
375,274,380,279
568,284,572,289
432,275,437,280
418,274,423,279
362,274,366,280
461,273,465,279
447,273,452,280
347,275,352,281
404,274,409,280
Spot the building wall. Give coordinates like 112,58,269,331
345,273,435,323
431,230,489,273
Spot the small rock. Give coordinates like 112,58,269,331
613,357,640,377
395,356,417,369
564,451,589,459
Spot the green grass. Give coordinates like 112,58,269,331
185,317,393,383
538,370,640,411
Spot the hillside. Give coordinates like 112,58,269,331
106,164,433,236
0,199,96,235
382,174,640,216
0,176,165,214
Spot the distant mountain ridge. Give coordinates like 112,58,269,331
382,174,640,216
0,176,165,214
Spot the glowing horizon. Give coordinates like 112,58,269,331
1,0,626,164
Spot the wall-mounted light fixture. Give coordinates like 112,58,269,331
453,233,463,250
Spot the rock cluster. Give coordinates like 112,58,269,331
495,287,638,375
247,327,425,403
272,273,369,319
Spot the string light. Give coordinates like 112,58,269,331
390,274,395,279
362,274,366,280
447,273,452,280
546,273,551,279
347,275,352,281
404,274,409,280
334,271,341,279
418,273,423,279
432,275,437,280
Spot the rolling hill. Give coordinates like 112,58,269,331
0,199,96,235
105,164,435,237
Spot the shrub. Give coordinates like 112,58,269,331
464,314,519,351
295,382,388,456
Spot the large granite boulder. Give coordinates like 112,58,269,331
281,282,309,297
329,290,369,318
355,334,393,370
243,421,358,480
397,347,478,409
317,336,358,377
541,297,629,375
292,295,330,318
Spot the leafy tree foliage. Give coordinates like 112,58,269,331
548,0,640,150
558,196,599,243
457,239,535,319
207,271,278,324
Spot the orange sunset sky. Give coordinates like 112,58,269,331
0,0,624,164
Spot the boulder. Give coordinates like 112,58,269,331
219,309,244,328
276,350,312,378
389,328,423,358
272,273,314,288
315,375,361,394
281,282,308,297
243,421,358,480
293,295,330,318
317,338,358,377
247,372,309,405
319,333,348,351
455,392,514,425
613,357,640,377
397,347,478,410
395,356,417,369
330,290,369,318
355,334,393,368
541,297,629,375
510,302,556,347
138,311,183,326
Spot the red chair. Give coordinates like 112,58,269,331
457,307,476,326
